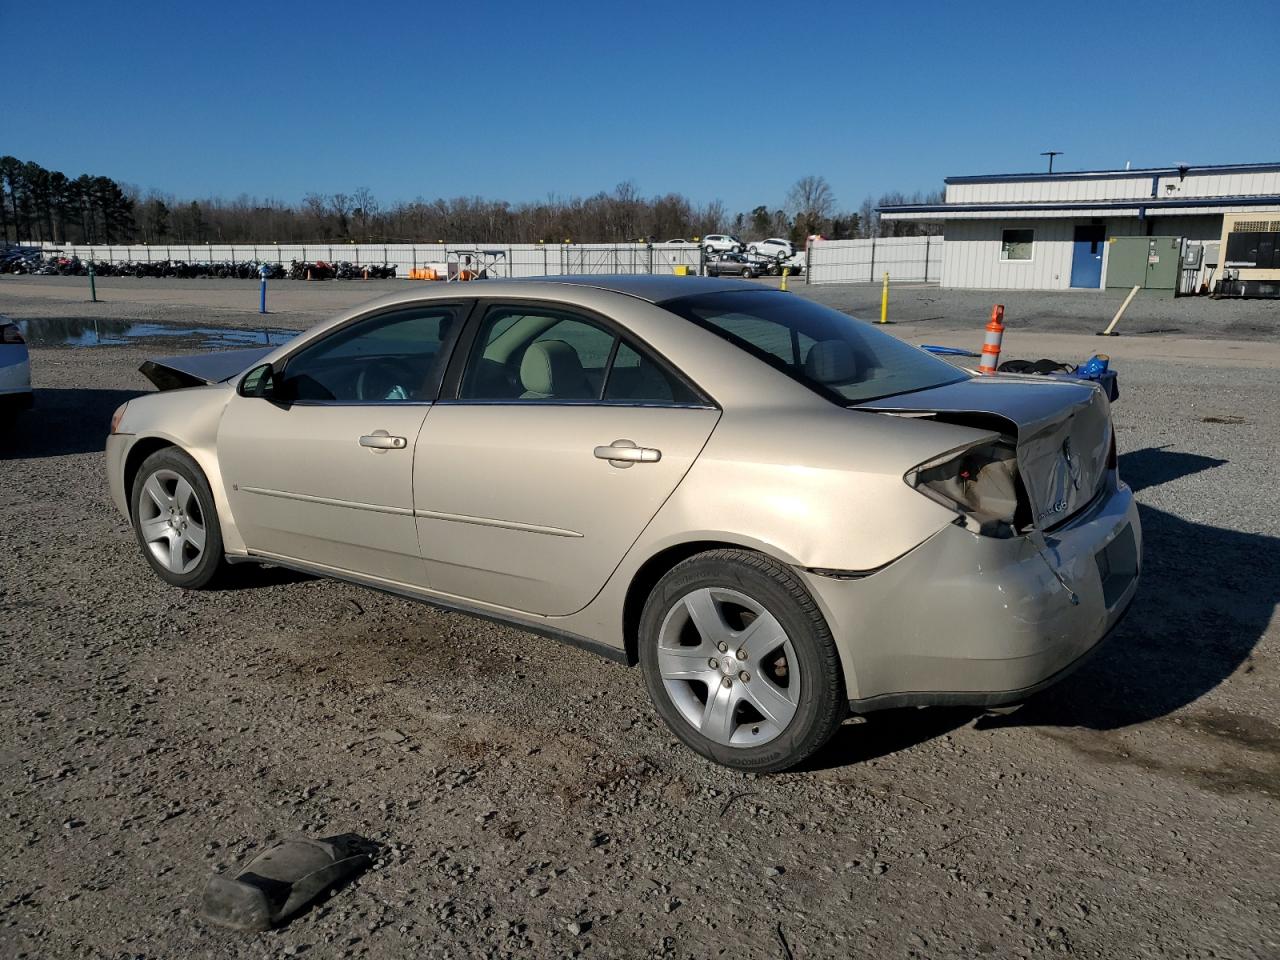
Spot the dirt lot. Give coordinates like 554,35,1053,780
2,277,1278,959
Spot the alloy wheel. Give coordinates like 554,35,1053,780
137,468,207,574
656,587,801,746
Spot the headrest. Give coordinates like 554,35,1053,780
804,339,860,385
520,339,591,399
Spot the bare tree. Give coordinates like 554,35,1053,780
329,193,354,239
351,187,379,240
786,175,836,239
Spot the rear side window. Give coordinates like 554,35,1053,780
604,342,696,404
662,290,966,404
458,305,699,405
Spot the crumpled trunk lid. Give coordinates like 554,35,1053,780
858,374,1112,530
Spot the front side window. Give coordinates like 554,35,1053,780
662,289,966,404
458,305,697,404
280,305,462,403
1001,228,1034,261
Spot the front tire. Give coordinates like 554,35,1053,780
130,447,228,589
640,549,845,772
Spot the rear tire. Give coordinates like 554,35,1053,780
640,549,846,772
130,447,228,589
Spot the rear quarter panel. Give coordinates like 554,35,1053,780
562,405,995,649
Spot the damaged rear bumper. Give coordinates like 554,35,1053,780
800,477,1141,711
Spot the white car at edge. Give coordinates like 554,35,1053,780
0,318,32,416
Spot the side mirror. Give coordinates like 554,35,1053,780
239,362,280,400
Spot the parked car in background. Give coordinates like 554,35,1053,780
701,235,744,255
662,239,691,245
106,277,1139,772
0,318,33,415
748,238,795,260
705,252,760,278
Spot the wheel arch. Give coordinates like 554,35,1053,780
122,437,178,516
621,537,800,666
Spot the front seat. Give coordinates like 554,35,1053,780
519,340,594,400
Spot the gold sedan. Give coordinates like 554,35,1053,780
107,277,1140,771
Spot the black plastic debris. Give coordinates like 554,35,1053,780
201,833,374,931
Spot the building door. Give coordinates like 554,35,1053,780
1070,225,1106,288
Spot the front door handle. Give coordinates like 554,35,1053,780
594,438,661,468
360,430,407,452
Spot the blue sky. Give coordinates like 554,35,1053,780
7,0,1278,214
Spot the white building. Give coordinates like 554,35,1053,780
879,162,1280,291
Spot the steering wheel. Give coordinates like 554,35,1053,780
355,358,419,401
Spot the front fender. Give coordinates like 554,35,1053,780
110,385,244,553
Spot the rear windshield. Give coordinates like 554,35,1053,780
662,290,967,403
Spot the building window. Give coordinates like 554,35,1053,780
1000,228,1034,261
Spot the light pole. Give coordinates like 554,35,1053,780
1040,151,1063,173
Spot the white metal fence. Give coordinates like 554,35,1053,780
33,241,702,278
805,237,942,284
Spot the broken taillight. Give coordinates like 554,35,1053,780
906,440,1029,538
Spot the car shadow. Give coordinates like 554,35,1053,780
0,387,145,460
1118,445,1227,493
214,564,317,591
802,708,978,772
810,444,1276,765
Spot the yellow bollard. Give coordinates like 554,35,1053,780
780,266,789,292
879,272,890,323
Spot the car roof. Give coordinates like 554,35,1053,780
505,274,759,303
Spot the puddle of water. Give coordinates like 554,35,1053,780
17,317,297,349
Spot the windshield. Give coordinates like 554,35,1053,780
662,290,968,403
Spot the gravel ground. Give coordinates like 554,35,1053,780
1,277,1278,959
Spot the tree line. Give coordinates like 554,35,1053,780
2,156,940,247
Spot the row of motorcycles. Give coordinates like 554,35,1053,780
1,249,398,280
288,260,398,280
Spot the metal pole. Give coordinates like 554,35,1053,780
88,259,97,302
879,272,890,323
260,277,267,314
805,240,812,284
869,238,876,283
924,235,931,281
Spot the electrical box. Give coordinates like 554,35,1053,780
1105,236,1181,291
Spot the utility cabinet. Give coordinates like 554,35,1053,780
1106,236,1181,291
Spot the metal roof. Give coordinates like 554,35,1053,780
942,161,1280,185
879,194,1280,220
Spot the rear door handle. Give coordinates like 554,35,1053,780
594,438,661,468
360,431,407,451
